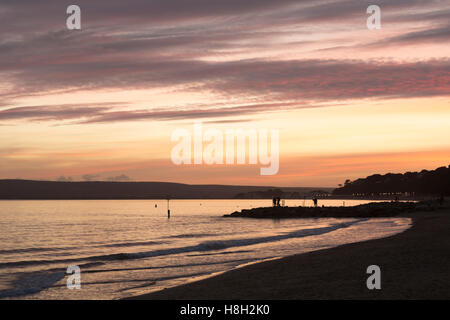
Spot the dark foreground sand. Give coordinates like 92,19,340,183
128,210,450,300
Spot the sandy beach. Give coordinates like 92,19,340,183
128,209,450,300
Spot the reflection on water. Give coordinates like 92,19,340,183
0,199,410,299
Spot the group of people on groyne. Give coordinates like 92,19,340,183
273,197,319,207
272,197,281,207
313,197,318,207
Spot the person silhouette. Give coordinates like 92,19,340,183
272,197,277,207
276,197,281,207
313,197,318,207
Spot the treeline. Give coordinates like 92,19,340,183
333,165,450,196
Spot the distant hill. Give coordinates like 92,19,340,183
0,180,330,200
333,165,450,196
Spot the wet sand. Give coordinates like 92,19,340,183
128,209,450,300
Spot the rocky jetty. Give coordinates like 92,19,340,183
224,200,447,219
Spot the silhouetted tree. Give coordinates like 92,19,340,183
333,165,450,196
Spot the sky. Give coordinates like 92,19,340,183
0,0,449,187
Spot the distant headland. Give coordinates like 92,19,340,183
332,165,449,197
0,180,329,200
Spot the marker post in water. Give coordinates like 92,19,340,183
167,197,171,219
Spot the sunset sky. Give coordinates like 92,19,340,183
0,0,449,187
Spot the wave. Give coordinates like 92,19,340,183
0,269,65,299
0,261,106,299
98,240,164,248
0,220,362,269
0,240,163,256
166,233,216,239
187,250,253,257
0,246,71,255
193,220,362,252
83,257,254,274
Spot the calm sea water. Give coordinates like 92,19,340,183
0,199,411,300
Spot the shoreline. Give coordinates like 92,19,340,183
127,208,450,300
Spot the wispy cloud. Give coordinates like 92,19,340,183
0,101,305,123
373,25,450,46
3,58,450,106
1,57,449,124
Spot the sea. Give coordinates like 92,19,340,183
0,199,411,299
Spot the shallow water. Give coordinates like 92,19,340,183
0,199,411,299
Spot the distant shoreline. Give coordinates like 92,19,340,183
0,179,333,200
0,179,439,201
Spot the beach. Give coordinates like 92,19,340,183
129,209,450,300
